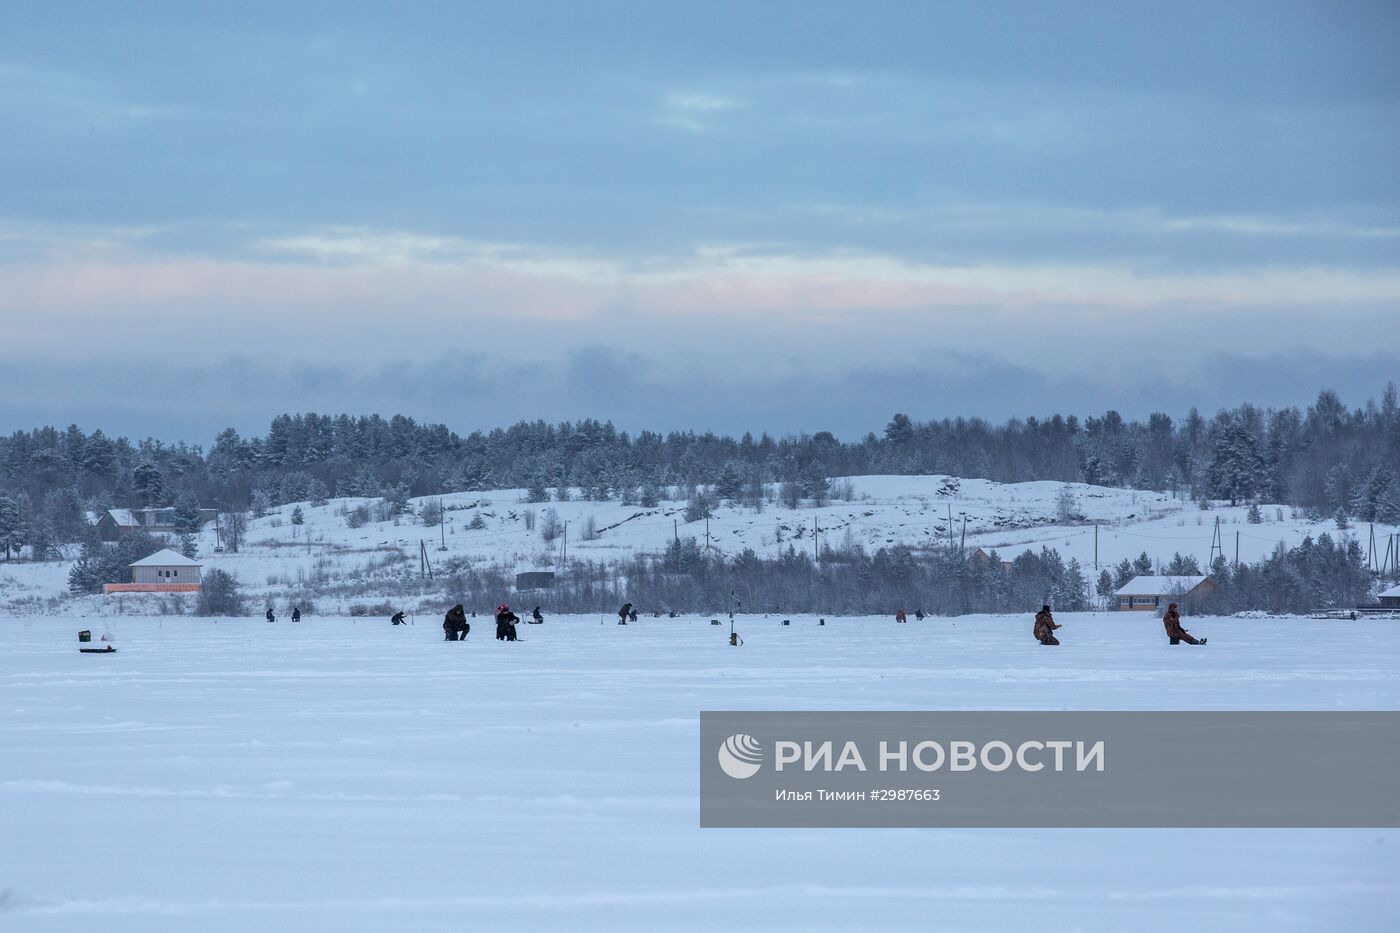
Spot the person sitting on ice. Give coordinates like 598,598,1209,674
530,606,544,624
443,604,469,641
266,607,276,624
629,607,639,623
915,609,926,620
1033,605,1061,645
291,606,301,623
495,604,520,641
391,610,407,626
1163,603,1206,645
895,609,907,623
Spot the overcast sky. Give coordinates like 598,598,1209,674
2,1,1397,443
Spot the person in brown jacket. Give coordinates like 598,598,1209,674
443,604,470,641
1033,605,1060,645
895,609,907,623
1162,602,1205,645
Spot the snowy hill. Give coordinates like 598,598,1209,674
1,474,1395,616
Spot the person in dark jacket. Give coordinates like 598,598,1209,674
530,606,544,624
629,607,638,623
915,609,926,620
443,604,469,641
266,608,276,624
495,603,520,641
618,603,633,625
391,611,407,626
1163,603,1205,645
291,607,301,623
1033,605,1061,645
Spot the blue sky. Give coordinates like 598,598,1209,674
2,1,1398,440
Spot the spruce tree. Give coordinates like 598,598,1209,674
0,496,24,560
525,473,550,504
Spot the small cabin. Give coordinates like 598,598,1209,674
1380,584,1400,608
103,549,203,594
1114,575,1215,611
515,570,556,591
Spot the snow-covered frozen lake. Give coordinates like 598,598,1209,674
3,613,1397,931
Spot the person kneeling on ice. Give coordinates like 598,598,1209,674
530,606,544,624
1034,605,1061,645
1163,603,1206,645
443,604,469,641
291,606,301,623
391,610,407,626
495,604,520,641
618,602,632,625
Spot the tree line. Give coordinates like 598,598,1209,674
1,384,1398,560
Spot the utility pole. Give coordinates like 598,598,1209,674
674,518,679,545
947,504,954,551
813,516,819,564
1234,530,1239,569
959,516,966,556
561,520,568,569
1094,522,1099,572
705,516,710,553
1209,516,1223,567
439,499,447,551
1368,523,1378,572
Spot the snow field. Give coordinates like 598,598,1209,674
2,613,1397,931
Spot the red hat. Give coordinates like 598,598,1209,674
498,603,508,612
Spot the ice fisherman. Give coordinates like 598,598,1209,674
391,610,407,625
1163,603,1206,645
618,602,632,625
291,607,301,623
266,608,276,624
1033,605,1061,645
443,604,469,641
495,603,520,641
531,606,544,624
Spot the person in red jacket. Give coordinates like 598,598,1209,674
895,609,907,623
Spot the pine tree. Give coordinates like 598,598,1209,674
1205,423,1265,505
198,568,244,616
715,462,744,502
800,462,830,506
132,462,166,506
1096,569,1115,601
306,478,331,506
685,488,714,522
524,473,550,504
179,532,199,559
172,493,203,534
251,488,274,518
291,505,305,529
639,479,661,508
1246,501,1263,524
0,496,24,560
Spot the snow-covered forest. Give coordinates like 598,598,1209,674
3,385,1399,554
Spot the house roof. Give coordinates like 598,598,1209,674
106,508,139,527
130,548,202,568
1115,575,1209,596
1380,584,1400,599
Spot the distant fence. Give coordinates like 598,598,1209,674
102,583,202,594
